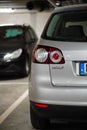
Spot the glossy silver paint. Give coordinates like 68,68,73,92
30,40,87,106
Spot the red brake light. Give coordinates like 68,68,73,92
35,103,48,108
50,50,63,63
33,45,65,64
53,53,59,60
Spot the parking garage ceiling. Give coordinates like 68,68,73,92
0,0,87,9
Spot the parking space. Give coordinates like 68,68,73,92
0,77,31,130
0,97,30,130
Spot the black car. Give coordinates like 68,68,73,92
0,24,38,77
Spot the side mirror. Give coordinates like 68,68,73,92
26,0,53,11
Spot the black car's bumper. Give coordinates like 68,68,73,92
0,55,26,76
30,101,87,122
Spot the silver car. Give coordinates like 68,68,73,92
29,4,87,129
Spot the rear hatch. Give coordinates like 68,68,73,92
49,41,87,87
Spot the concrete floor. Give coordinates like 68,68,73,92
0,76,87,130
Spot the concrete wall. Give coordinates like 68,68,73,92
0,10,51,37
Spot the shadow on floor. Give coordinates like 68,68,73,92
40,122,87,130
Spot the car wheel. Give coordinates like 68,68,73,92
30,105,50,129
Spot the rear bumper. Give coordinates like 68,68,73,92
30,64,87,106
30,101,87,122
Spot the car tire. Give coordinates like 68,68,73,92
24,58,30,77
30,105,50,129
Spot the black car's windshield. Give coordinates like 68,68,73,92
43,10,87,42
0,26,24,41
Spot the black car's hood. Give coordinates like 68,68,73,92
0,40,25,52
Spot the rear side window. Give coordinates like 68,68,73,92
44,11,87,42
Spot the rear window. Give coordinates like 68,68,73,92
43,11,87,42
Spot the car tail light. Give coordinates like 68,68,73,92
33,45,65,64
35,48,48,63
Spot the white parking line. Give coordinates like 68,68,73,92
0,89,28,124
0,82,28,85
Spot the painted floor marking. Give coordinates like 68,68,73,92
0,89,28,124
0,82,28,85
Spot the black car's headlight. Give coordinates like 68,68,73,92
4,48,22,62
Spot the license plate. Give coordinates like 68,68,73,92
79,62,87,75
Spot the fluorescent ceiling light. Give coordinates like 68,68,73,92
0,8,14,13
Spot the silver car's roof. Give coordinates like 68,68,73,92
53,4,87,14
